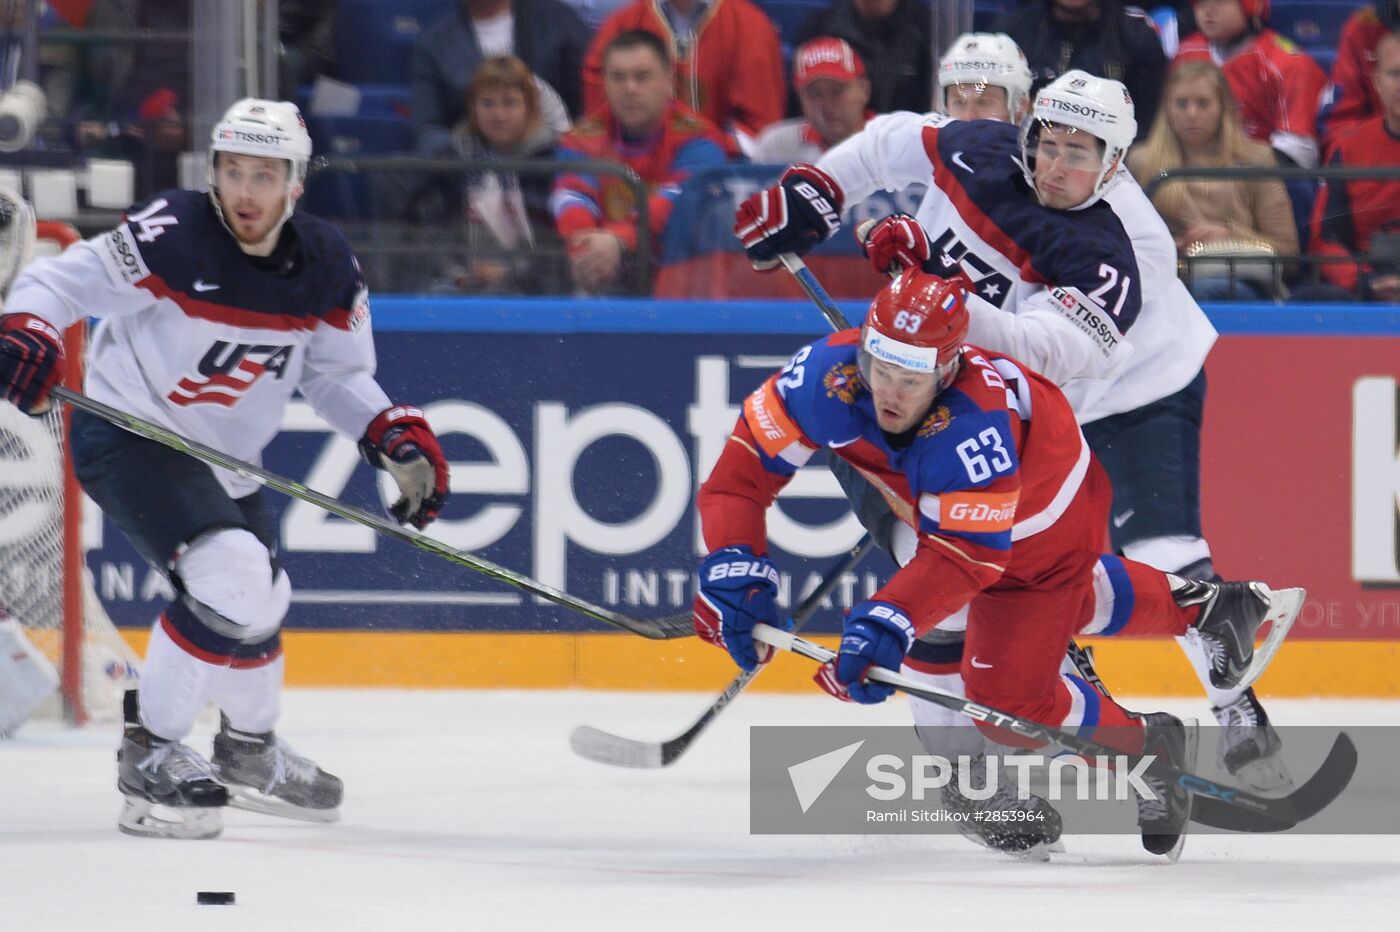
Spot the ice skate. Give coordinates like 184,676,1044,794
1212,688,1293,793
116,693,227,840
212,714,343,823
942,752,1063,861
1136,712,1198,860
1176,579,1304,690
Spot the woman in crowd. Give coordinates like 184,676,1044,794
1128,60,1297,300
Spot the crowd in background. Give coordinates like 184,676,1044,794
25,0,1400,300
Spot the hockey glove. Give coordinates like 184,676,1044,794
860,213,934,276
358,405,450,529
815,600,916,704
693,545,791,672
0,313,63,416
733,165,843,271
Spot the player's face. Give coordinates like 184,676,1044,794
474,86,531,151
1376,37,1400,130
603,46,673,135
1167,74,1224,148
798,77,870,147
1033,125,1104,209
944,83,1012,122
214,153,291,246
867,358,939,433
1194,0,1248,43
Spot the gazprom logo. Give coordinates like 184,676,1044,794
866,335,937,372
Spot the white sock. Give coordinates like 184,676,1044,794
212,655,284,735
138,621,224,741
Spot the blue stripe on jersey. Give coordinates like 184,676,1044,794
1065,673,1103,737
1098,554,1136,636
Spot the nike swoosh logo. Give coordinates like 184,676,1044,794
951,151,975,174
970,656,993,669
192,280,220,292
1113,509,1135,528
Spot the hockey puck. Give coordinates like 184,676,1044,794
196,892,235,906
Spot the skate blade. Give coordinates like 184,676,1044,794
117,797,223,840
1234,586,1305,691
225,785,340,823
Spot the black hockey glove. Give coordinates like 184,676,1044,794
358,405,450,529
733,164,843,271
0,313,63,415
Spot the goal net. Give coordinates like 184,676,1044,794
0,221,139,725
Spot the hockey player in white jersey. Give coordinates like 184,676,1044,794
733,59,1297,851
0,99,451,839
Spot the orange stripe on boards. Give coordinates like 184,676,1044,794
114,630,1400,696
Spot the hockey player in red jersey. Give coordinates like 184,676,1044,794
0,99,451,839
692,269,1303,858
1175,0,1330,167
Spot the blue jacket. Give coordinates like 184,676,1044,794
411,0,592,155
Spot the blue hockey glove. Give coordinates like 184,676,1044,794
815,600,916,704
692,545,790,672
733,165,843,270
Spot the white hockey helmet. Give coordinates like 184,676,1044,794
937,32,1032,120
1018,70,1137,209
207,98,313,243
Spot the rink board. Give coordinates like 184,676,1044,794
79,299,1400,693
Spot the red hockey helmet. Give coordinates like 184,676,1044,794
860,269,970,391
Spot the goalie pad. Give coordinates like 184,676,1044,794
0,615,60,736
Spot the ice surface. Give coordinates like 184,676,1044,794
3,691,1398,931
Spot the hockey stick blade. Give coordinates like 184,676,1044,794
1189,731,1358,832
570,536,877,768
752,624,1354,832
51,387,690,641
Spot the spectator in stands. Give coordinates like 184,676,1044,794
1323,1,1400,148
427,56,565,293
581,0,784,155
412,0,592,155
1175,0,1329,167
753,37,871,163
1306,29,1400,302
553,30,728,293
1128,60,1298,300
998,0,1166,140
794,0,933,114
278,0,336,96
565,0,634,31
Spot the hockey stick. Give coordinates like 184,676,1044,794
570,534,878,768
49,386,692,640
751,623,1357,832
779,252,854,331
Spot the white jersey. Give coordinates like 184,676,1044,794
816,112,1216,423
752,118,825,164
4,189,391,497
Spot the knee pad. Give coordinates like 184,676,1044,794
176,528,289,641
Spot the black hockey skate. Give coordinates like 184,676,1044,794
212,714,343,823
116,692,227,840
1135,712,1198,860
1176,579,1304,690
1212,688,1293,793
942,752,1063,860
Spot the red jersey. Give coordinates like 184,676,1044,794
550,100,728,249
697,331,1092,635
1310,117,1400,292
582,0,785,148
1324,9,1390,147
1176,29,1329,163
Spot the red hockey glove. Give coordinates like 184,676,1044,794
0,313,64,415
859,213,933,276
358,405,449,529
733,165,843,271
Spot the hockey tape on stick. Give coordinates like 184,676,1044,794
751,623,1358,833
570,534,877,768
51,386,692,640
